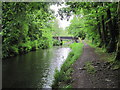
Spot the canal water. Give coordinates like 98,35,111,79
2,46,71,88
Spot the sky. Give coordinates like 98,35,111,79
50,3,74,30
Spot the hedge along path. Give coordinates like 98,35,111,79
71,41,119,88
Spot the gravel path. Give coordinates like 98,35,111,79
72,42,120,88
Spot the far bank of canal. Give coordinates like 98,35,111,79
2,46,71,88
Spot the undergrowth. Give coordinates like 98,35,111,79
52,43,84,88
86,40,120,70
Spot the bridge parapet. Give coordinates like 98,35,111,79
53,36,78,40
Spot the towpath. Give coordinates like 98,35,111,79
72,42,120,88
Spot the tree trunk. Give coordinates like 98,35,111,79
113,16,119,39
106,8,116,53
115,2,120,61
101,15,107,47
96,11,103,47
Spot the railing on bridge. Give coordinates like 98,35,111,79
53,36,78,40
53,36,79,43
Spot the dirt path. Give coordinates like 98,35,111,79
72,42,120,88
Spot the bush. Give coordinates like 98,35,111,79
53,39,61,46
31,40,39,50
10,45,19,54
19,41,32,53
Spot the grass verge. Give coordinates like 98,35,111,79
52,43,84,88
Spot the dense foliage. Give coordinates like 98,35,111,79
2,2,120,61
2,2,56,58
61,2,120,61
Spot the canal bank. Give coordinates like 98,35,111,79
52,43,84,88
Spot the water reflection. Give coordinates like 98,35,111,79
3,46,71,88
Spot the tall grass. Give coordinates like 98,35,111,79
52,43,84,88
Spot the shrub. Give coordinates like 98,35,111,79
19,41,32,53
53,39,61,46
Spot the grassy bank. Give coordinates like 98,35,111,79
52,43,84,88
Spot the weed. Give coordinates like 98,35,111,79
112,61,120,70
84,61,96,74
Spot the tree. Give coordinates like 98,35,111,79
2,2,55,58
60,2,119,60
115,1,120,61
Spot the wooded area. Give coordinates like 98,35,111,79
61,2,120,61
2,2,56,58
2,2,120,61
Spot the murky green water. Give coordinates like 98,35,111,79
2,46,71,88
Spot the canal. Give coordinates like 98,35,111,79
2,46,71,88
